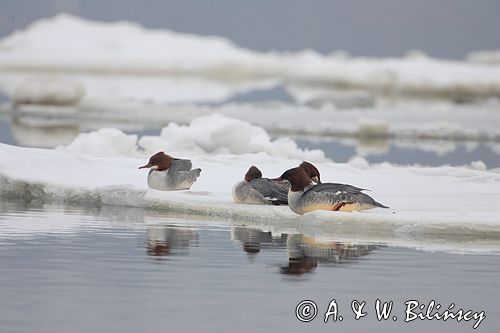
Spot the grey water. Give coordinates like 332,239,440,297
295,137,500,168
0,202,498,333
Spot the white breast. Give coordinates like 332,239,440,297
287,190,305,215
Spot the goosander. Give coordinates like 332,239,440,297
139,152,201,191
232,166,288,205
274,167,388,215
299,161,321,183
299,161,367,192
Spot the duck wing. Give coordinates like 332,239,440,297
170,158,193,172
303,182,366,196
249,178,289,205
302,183,387,211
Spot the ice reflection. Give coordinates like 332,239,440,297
11,117,80,148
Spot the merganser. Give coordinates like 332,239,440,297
139,152,201,191
232,166,288,205
299,161,367,192
299,161,321,183
274,167,388,215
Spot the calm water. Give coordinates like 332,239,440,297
0,201,498,333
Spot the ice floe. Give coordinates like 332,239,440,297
467,50,500,65
59,114,325,161
1,14,500,99
1,141,499,239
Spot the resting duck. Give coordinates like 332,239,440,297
299,161,321,183
274,167,388,215
232,166,288,205
139,152,201,191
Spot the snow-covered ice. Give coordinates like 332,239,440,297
1,14,500,99
1,139,499,238
59,114,325,160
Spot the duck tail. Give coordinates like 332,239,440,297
193,168,202,177
373,200,389,209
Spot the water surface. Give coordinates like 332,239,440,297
0,202,498,332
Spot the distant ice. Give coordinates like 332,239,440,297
61,128,139,157
1,14,500,99
467,50,500,65
60,114,326,161
12,76,85,105
5,97,500,143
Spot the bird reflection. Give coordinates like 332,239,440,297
282,234,380,275
232,226,380,275
231,226,287,256
280,256,317,275
146,225,198,258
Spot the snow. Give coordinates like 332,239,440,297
1,142,499,238
60,114,326,161
1,14,500,98
139,114,325,160
61,128,139,157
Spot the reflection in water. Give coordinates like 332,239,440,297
282,234,380,275
232,226,381,275
11,113,80,148
146,225,198,258
231,226,287,255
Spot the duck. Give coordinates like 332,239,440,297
138,152,201,191
274,167,388,215
299,161,321,183
299,161,367,192
232,165,289,205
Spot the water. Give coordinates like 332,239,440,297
0,201,498,333
296,137,500,168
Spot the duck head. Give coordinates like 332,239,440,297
274,167,313,191
244,165,262,182
299,161,321,183
138,152,173,171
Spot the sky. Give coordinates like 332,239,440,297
0,0,499,58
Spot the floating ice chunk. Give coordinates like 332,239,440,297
57,114,325,160
348,156,370,170
466,50,500,65
470,160,487,171
138,114,326,160
60,128,138,156
12,76,85,105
